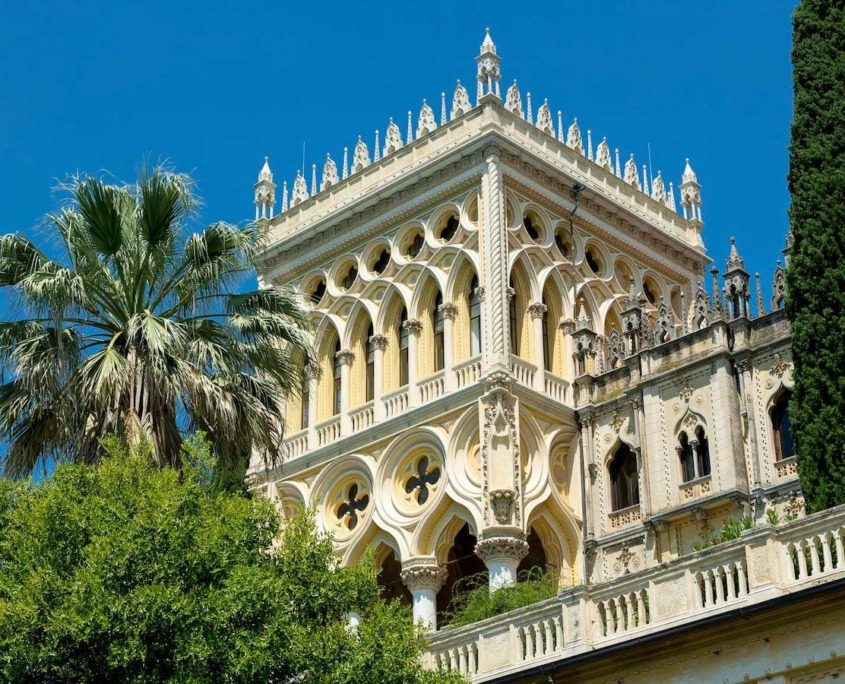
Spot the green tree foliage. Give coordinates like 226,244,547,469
0,438,461,683
787,1,845,512
0,164,313,479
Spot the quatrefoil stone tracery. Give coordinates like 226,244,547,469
336,483,369,530
404,456,441,506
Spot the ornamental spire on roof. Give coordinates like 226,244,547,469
451,80,471,118
566,118,584,155
505,80,523,118
536,99,553,135
291,169,308,206
475,27,501,102
624,154,640,189
595,137,612,171
384,117,403,155
417,99,437,138
254,156,276,220
321,153,338,191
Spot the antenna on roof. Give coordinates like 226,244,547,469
301,143,306,178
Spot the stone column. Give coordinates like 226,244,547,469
370,334,388,421
736,358,762,492
480,147,510,373
336,349,355,434
476,534,529,591
440,303,458,391
630,395,653,518
306,365,321,449
528,302,547,391
400,560,447,631
404,319,423,407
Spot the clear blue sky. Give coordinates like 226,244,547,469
1,0,796,298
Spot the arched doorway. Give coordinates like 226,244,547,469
437,523,487,624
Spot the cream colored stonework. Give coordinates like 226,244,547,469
248,30,824,682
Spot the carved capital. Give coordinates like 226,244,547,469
588,462,598,482
506,286,516,301
527,302,548,320
403,318,424,335
475,535,529,565
305,364,323,380
559,318,576,335
400,563,447,593
489,489,516,525
475,286,486,301
369,334,388,351
335,349,355,366
439,302,459,320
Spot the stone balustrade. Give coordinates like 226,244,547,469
426,505,845,682
279,355,568,461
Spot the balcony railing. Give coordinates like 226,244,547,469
280,354,569,460
426,505,845,681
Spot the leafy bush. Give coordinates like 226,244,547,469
693,515,755,551
0,436,460,684
442,568,559,628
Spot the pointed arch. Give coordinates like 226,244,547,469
525,502,582,587
315,320,341,421
283,346,310,433
509,256,534,360
412,271,444,379
379,288,409,393
345,305,374,408
541,277,565,376
446,254,482,364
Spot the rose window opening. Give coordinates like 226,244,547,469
336,483,369,530
404,456,441,505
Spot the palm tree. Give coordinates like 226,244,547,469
0,164,312,478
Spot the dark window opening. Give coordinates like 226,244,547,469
371,249,390,275
437,523,487,625
586,249,601,274
643,281,656,305
309,280,326,305
695,425,711,477
399,308,409,386
433,293,445,372
679,431,695,483
377,550,412,605
407,233,424,258
300,371,310,429
341,265,358,290
440,215,459,242
555,231,570,257
523,215,540,240
772,390,794,461
609,443,639,511
333,337,342,415
366,323,375,402
469,276,482,356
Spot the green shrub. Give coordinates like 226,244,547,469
443,568,559,628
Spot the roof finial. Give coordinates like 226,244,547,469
310,163,317,196
642,164,650,196
557,110,563,142
373,129,381,162
476,27,501,102
586,129,594,161
440,91,448,125
614,148,621,177
755,272,766,318
282,180,289,212
342,146,349,179
526,92,533,124
407,110,414,143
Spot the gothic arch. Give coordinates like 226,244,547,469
525,501,581,586
312,454,376,547
445,254,481,363
344,304,374,409
314,319,341,421
411,271,445,379
509,255,535,361
413,498,480,561
341,520,408,567
283,346,310,433
377,287,409,393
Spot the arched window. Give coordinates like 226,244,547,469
509,276,518,355
523,215,539,240
300,372,310,429
695,425,711,477
678,431,695,483
541,294,550,371
332,338,342,416
771,390,794,460
433,293,445,372
469,276,482,356
408,233,424,259
609,443,639,511
399,308,409,387
366,324,375,402
439,215,459,242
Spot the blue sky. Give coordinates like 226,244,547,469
1,0,795,299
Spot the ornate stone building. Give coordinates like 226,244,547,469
249,31,845,683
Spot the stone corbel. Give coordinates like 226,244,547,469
489,489,516,525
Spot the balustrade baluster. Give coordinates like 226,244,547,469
725,564,736,600
637,590,648,624
458,646,467,673
809,538,821,575
835,529,845,570
736,561,748,597
555,616,564,649
797,542,809,578
822,533,833,572
704,571,714,605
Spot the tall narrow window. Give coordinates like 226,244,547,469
609,443,639,511
509,277,518,355
772,390,794,460
399,308,409,387
541,296,550,371
300,371,310,429
433,293,445,372
366,324,375,402
469,276,482,356
695,425,711,477
333,338,342,416
678,432,695,483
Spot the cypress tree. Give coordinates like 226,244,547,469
786,0,845,512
